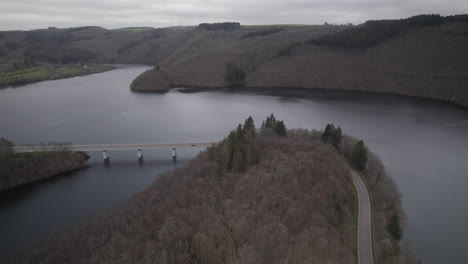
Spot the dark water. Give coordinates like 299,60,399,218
0,65,467,263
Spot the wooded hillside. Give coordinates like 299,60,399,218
3,117,412,264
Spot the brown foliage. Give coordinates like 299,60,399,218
8,130,356,264
343,135,411,264
0,151,88,192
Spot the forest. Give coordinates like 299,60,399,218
0,139,89,192
25,46,96,64
241,28,284,39
2,116,413,264
306,14,466,49
198,22,241,31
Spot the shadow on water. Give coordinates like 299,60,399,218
0,165,91,207
174,86,465,110
0,157,188,207
1,66,467,263
0,156,192,255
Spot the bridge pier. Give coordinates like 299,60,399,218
172,148,177,162
102,150,109,160
137,149,143,160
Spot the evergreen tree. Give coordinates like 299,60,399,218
260,121,266,133
259,113,288,136
322,124,334,143
388,214,403,241
265,114,276,130
352,140,368,171
236,123,244,140
322,123,343,151
243,116,255,136
213,117,262,173
261,114,276,135
331,126,343,150
275,121,287,136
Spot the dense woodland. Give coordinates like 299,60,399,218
1,14,467,106
2,116,414,264
25,46,96,64
240,28,284,39
198,22,241,31
0,139,89,192
224,63,246,86
305,14,467,49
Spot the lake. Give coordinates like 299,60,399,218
0,65,467,263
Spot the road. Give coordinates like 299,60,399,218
350,168,375,264
12,142,215,153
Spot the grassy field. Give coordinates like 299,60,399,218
0,64,113,87
55,66,82,75
0,66,49,86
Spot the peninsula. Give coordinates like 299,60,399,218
2,117,410,264
0,138,89,192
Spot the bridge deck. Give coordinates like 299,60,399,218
13,142,215,153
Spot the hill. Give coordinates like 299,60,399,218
2,117,412,264
1,15,466,106
148,15,468,107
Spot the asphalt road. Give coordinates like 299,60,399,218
350,168,374,264
12,142,215,152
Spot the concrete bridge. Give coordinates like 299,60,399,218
13,142,215,161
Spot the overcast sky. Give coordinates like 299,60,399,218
1,0,467,30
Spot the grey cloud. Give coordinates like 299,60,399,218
0,0,467,30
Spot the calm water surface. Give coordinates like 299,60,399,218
0,65,467,263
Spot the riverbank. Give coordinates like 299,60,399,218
0,65,465,262
0,151,89,192
0,63,115,88
2,117,411,263
127,16,468,108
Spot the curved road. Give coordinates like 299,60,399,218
350,169,374,264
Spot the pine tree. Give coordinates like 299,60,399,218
352,140,368,171
243,116,255,136
236,124,244,141
261,114,277,135
321,124,334,143
260,121,266,133
265,114,276,130
275,121,287,136
388,214,403,241
331,126,343,150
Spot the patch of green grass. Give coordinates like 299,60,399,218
0,66,49,85
0,66,47,76
55,66,81,75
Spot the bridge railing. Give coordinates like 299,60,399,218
12,142,216,161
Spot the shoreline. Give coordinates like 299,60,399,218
1,124,408,263
168,84,468,110
0,151,89,193
0,64,117,89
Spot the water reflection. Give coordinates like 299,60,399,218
0,66,467,264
